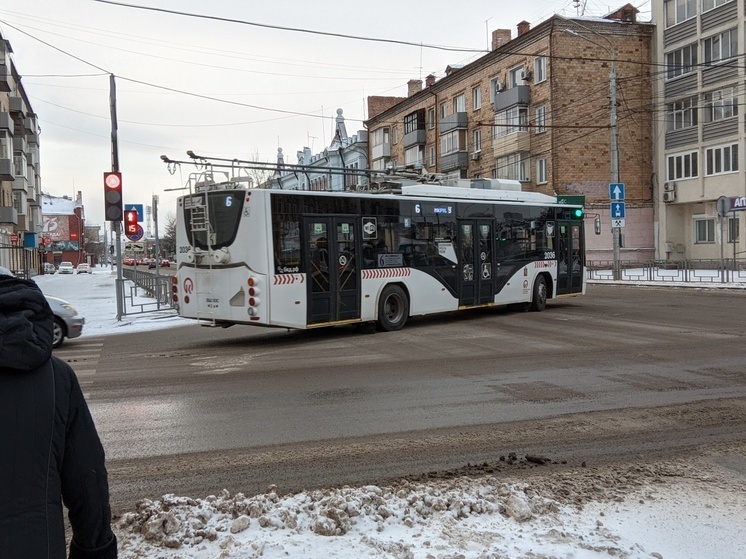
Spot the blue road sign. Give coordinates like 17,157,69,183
609,183,625,201
124,204,144,222
611,202,626,219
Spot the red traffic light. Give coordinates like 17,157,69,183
104,172,123,221
124,210,139,235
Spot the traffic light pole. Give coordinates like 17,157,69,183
110,74,124,320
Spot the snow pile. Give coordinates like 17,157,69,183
114,458,746,559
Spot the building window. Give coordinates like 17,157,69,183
508,66,525,87
427,108,435,129
371,127,389,147
534,56,547,83
664,0,696,28
694,217,715,243
490,77,505,104
703,0,734,12
440,130,465,155
703,87,738,122
666,96,698,130
439,102,447,119
536,158,547,184
703,29,737,65
391,125,399,144
667,150,698,180
494,107,528,138
405,145,424,166
454,94,466,113
665,44,697,79
404,109,426,134
497,153,530,181
428,145,435,167
728,216,740,243
472,129,482,153
535,105,547,133
705,143,738,175
472,86,481,110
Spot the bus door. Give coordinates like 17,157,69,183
304,217,360,324
556,219,584,295
457,220,495,306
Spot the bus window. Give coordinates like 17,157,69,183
272,217,300,273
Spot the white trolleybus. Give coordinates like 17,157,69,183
169,159,586,332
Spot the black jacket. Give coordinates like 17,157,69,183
0,275,117,559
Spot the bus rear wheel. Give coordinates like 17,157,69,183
377,285,409,331
529,275,548,312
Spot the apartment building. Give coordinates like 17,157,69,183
365,5,655,261
653,0,744,261
0,30,42,273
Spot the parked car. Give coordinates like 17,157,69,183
43,262,56,274
76,263,92,274
46,295,85,348
57,261,74,274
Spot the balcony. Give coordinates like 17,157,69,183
0,111,13,133
13,175,28,193
9,96,25,117
13,134,27,154
494,86,530,112
403,128,426,148
0,158,14,181
371,142,391,160
0,61,11,93
439,112,468,134
439,151,469,173
0,206,18,225
493,130,531,158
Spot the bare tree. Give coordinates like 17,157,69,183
161,212,176,258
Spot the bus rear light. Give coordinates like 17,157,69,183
248,286,260,297
248,277,257,287
184,295,190,304
247,307,256,316
248,297,260,307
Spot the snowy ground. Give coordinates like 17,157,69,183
33,266,746,559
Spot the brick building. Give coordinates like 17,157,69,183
365,6,655,261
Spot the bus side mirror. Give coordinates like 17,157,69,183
594,216,601,235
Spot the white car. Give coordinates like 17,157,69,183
76,263,92,274
57,261,74,274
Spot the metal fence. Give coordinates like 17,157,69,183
122,268,173,314
586,259,746,285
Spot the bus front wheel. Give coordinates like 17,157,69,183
377,285,409,331
529,275,548,312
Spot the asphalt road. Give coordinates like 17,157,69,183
54,284,746,515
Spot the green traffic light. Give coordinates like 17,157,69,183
573,208,584,218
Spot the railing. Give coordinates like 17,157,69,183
122,268,173,313
586,259,746,285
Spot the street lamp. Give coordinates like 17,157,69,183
564,25,621,279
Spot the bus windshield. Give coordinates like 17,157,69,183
183,191,244,249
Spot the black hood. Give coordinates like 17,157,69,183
0,275,54,371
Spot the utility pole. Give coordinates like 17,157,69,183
110,74,124,319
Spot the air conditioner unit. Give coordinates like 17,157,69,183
664,181,676,192
471,151,481,160
494,80,505,93
520,70,532,82
663,190,676,202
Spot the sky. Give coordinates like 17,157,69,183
30,266,746,558
1,0,653,231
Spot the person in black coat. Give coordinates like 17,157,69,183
0,267,117,559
